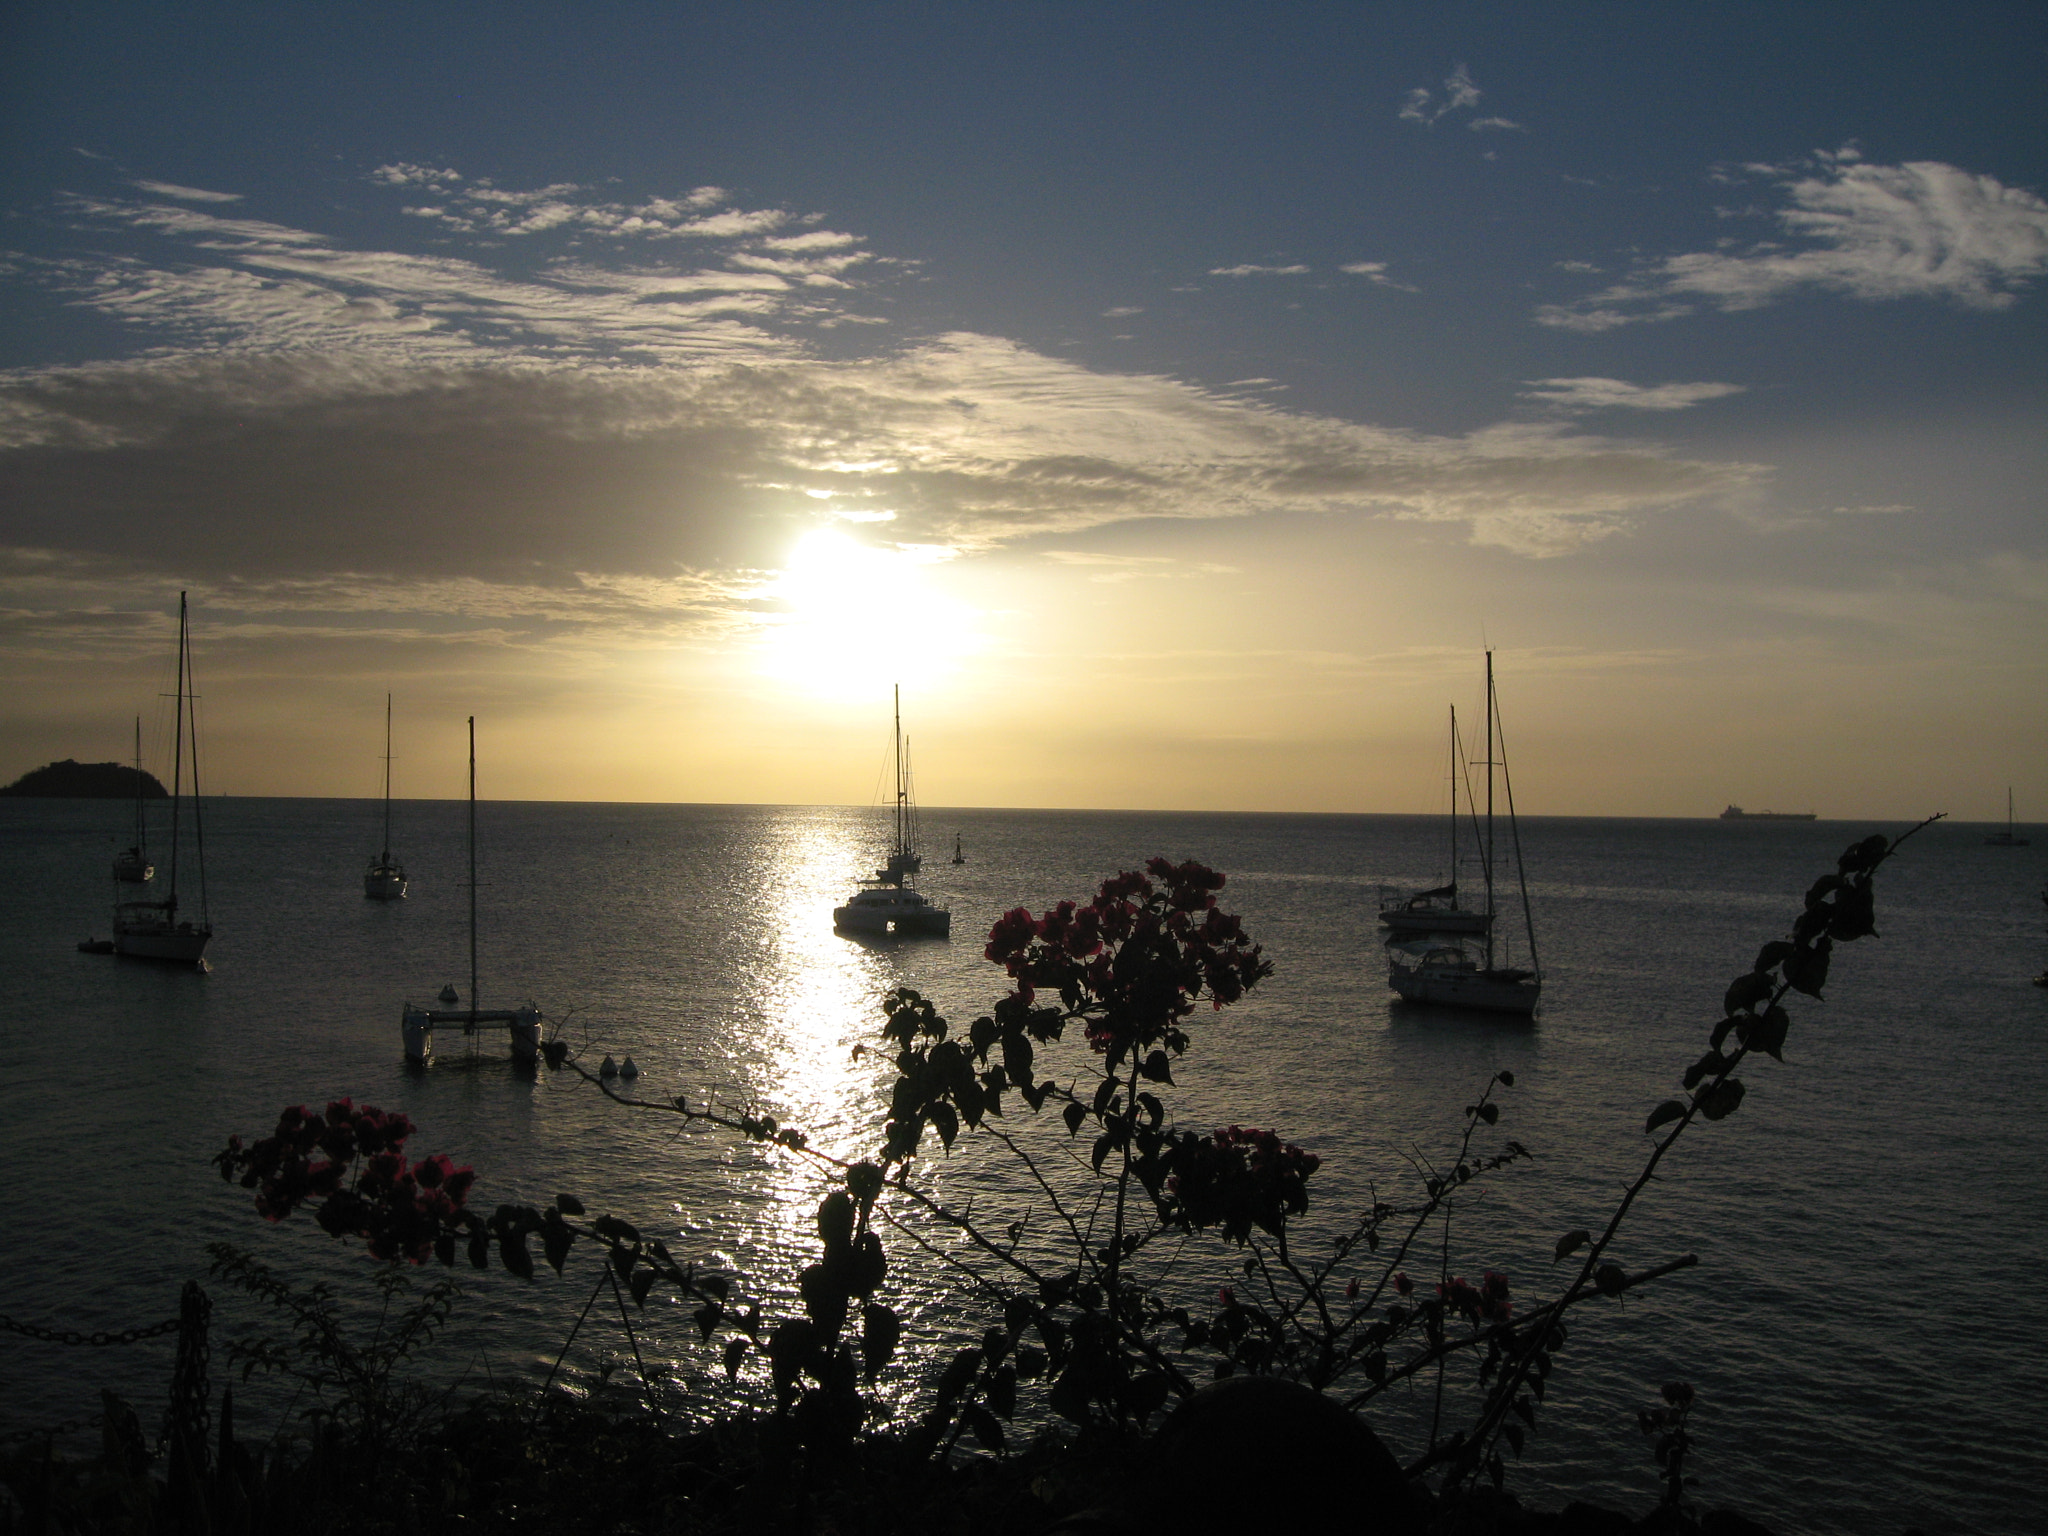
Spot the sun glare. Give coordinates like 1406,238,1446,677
754,528,975,694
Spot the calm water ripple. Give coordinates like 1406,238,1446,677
2,800,2042,1534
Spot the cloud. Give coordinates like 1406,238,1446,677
1339,261,1417,292
1539,150,2048,328
1521,378,1746,413
0,173,1768,666
1468,117,1525,134
1208,263,1311,278
1399,64,1483,126
131,180,243,203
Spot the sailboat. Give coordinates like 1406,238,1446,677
834,686,950,937
111,714,154,883
1378,704,1490,936
1387,652,1540,1015
111,595,212,964
1984,788,2030,847
363,693,409,898
401,717,541,1065
951,832,966,865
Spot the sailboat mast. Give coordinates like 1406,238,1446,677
893,683,906,857
381,693,394,863
1483,650,1496,969
468,715,478,1017
132,714,146,849
168,593,187,908
1447,704,1458,900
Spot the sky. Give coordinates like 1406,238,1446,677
2,2,2043,818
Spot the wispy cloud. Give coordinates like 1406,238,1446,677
1339,261,1417,292
1521,377,1746,413
1207,263,1312,278
1539,149,2048,329
1399,64,1483,126
1468,116,1525,134
131,180,243,203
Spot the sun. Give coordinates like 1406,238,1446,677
753,527,975,694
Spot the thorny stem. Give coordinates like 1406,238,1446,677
1449,816,1941,1488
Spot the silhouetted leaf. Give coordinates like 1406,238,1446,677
850,1232,886,1297
1681,1051,1727,1091
1554,1229,1590,1262
1090,1132,1114,1173
1092,1077,1120,1115
1495,1069,1515,1087
1783,940,1831,998
1752,941,1794,975
1504,1421,1525,1456
1139,1050,1174,1084
1723,971,1774,1016
1478,1103,1499,1124
1594,1263,1627,1298
1644,1100,1686,1135
629,1268,655,1307
1002,1032,1034,1088
1697,1078,1746,1121
965,1403,1006,1452
929,1102,959,1151
555,1193,585,1217
498,1233,533,1281
1743,1005,1790,1061
723,1337,748,1380
860,1303,899,1378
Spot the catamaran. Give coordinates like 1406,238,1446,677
1387,652,1540,1015
834,686,950,937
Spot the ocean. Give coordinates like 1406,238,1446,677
2,798,2043,1534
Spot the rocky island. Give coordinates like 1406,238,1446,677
0,759,168,798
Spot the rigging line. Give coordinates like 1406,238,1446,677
1491,682,1541,982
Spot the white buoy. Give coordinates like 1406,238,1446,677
620,1057,639,1079
599,1054,618,1078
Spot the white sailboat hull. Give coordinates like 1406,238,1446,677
113,903,211,962
834,890,951,937
364,863,408,900
1388,950,1536,1015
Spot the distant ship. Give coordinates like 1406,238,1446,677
1719,805,1816,821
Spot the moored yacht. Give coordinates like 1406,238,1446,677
834,686,950,938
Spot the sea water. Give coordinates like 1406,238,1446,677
1,799,2042,1534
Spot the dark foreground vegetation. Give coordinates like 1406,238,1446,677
4,828,1940,1535
0,760,166,798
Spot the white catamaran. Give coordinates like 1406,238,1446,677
1387,652,1540,1016
111,594,212,964
364,693,409,899
834,686,950,938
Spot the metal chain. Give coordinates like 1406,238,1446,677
0,1312,183,1347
